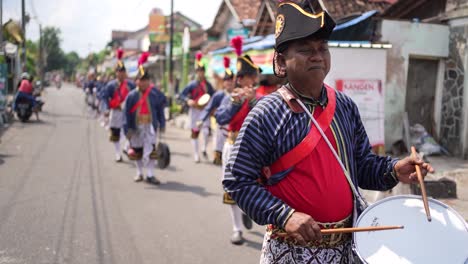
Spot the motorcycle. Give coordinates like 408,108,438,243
15,96,33,122
14,90,44,122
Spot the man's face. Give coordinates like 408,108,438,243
139,79,150,90
237,74,259,88
196,69,205,80
223,79,235,93
117,70,126,81
279,37,330,89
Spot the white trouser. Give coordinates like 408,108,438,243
109,109,124,128
214,125,228,152
189,108,210,131
129,124,156,164
222,141,243,232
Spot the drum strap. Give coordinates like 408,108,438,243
289,85,368,210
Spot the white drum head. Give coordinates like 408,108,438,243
197,94,210,106
354,195,468,264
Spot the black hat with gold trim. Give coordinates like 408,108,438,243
275,0,335,51
115,48,126,72
231,36,262,77
195,51,205,71
223,56,234,80
136,52,151,80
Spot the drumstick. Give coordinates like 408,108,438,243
276,225,404,237
411,146,432,222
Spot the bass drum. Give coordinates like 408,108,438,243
353,195,468,264
157,142,170,169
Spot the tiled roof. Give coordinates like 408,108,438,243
230,0,262,20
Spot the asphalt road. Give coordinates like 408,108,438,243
0,83,265,264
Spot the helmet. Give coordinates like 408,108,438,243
21,72,30,80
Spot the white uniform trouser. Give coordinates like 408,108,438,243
109,109,125,157
109,109,124,128
189,107,210,157
222,141,243,232
130,124,157,177
214,125,228,152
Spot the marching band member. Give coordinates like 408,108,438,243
123,52,166,184
102,48,136,162
222,1,434,262
180,52,215,163
197,56,235,165
215,36,262,245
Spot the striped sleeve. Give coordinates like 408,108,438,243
223,96,295,228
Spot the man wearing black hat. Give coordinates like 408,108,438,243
197,56,235,165
222,1,433,262
214,36,263,245
102,49,136,162
180,52,215,163
123,52,166,184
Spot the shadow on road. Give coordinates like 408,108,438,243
0,154,15,166
145,180,216,197
248,230,265,239
244,238,263,251
170,151,190,158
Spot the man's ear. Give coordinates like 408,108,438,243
276,52,287,71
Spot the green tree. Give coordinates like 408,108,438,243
42,26,66,72
63,51,81,79
25,40,38,77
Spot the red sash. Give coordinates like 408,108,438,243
130,86,153,114
228,100,250,132
191,80,206,102
109,80,129,109
262,85,336,178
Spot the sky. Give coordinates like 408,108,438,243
4,0,223,57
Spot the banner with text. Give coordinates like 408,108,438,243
336,79,384,148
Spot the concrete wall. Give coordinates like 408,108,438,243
380,20,450,150
326,48,387,84
325,47,387,147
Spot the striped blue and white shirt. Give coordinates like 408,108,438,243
222,86,399,228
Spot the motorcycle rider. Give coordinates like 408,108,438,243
14,72,42,112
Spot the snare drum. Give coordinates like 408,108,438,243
354,195,468,264
196,94,211,109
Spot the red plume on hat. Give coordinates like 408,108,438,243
196,51,203,62
223,56,230,69
138,52,150,66
230,36,243,57
117,48,124,60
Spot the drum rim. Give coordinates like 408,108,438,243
197,94,211,106
352,194,468,263
355,195,468,232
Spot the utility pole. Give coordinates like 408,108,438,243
169,0,174,98
39,24,43,86
167,0,174,119
0,0,3,48
21,0,26,70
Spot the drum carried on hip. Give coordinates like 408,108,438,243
353,195,468,264
196,94,211,109
157,142,170,169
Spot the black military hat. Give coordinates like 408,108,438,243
115,48,126,72
236,54,262,76
136,52,151,80
274,0,336,51
231,36,262,77
223,56,234,80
